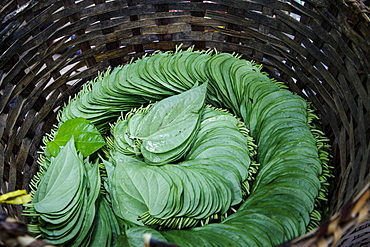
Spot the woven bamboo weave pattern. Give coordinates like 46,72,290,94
0,0,369,246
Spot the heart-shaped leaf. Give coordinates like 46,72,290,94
47,118,105,157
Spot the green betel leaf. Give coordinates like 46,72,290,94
109,153,173,224
34,137,83,213
126,226,167,247
137,83,207,163
47,117,105,157
46,141,60,157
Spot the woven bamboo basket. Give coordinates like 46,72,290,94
0,0,369,246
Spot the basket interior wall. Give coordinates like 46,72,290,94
1,0,369,224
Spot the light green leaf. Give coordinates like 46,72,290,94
47,117,105,157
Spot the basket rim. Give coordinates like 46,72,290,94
1,0,370,246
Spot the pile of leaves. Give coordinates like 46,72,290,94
24,47,332,247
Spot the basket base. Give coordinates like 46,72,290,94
336,219,370,247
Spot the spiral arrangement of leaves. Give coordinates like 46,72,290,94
23,46,332,247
